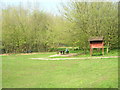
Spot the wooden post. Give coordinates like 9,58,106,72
90,48,92,56
106,47,109,53
102,47,104,55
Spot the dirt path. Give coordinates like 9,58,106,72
30,56,120,60
0,52,54,56
49,53,78,57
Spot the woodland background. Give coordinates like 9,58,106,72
1,2,119,53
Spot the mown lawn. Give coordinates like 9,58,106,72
2,51,118,88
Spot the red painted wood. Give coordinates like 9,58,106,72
89,40,104,55
90,42,104,48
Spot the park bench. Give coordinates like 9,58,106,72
57,50,65,54
57,50,69,55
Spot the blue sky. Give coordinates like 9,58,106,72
1,0,118,15
39,1,63,15
1,0,70,15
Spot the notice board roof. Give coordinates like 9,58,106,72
88,36,103,41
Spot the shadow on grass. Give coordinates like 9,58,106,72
92,54,103,56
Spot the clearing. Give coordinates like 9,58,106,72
2,50,118,88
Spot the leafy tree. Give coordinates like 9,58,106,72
61,1,118,52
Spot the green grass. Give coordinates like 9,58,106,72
2,51,118,88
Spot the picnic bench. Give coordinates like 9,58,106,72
57,50,69,55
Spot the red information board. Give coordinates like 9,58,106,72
90,42,104,48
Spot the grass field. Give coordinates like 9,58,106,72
2,50,118,88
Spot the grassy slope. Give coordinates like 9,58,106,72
2,51,118,88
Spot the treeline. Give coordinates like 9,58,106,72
2,6,68,53
1,2,119,53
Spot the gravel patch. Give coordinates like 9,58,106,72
30,56,120,60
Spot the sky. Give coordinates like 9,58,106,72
1,0,119,15
1,0,70,15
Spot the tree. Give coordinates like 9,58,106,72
61,1,118,52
